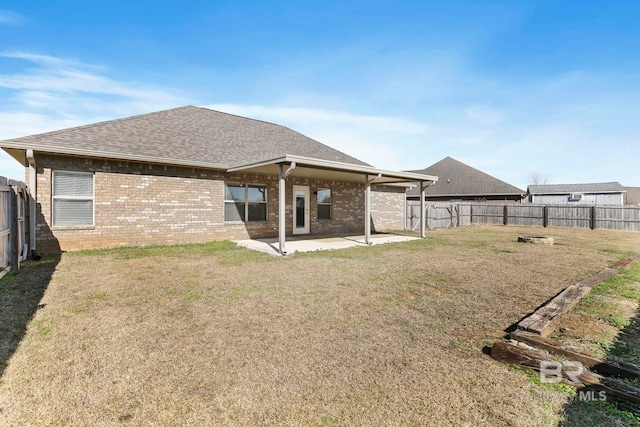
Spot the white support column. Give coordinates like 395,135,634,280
278,162,296,256
420,181,426,238
364,175,371,245
278,164,286,255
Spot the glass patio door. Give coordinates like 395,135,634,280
292,185,310,234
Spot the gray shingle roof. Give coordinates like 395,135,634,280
0,105,370,168
405,156,524,197
528,182,627,194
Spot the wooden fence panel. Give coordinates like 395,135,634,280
506,204,546,227
427,203,454,229
547,205,592,229
0,176,10,279
595,206,640,231
469,204,504,225
458,204,472,226
0,176,29,279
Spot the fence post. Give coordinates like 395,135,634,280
543,205,548,228
449,204,454,228
503,205,509,226
591,206,597,230
470,204,474,224
10,186,19,273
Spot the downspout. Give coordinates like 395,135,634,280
26,149,37,256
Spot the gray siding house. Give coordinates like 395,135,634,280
527,182,626,205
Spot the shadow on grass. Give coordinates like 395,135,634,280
560,305,640,426
0,253,60,377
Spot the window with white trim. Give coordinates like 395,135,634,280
52,171,94,226
224,183,267,222
317,188,331,220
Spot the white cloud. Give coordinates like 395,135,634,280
0,10,25,26
0,52,187,118
0,52,190,180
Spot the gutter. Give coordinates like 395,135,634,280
26,149,37,254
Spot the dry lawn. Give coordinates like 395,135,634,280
1,225,639,426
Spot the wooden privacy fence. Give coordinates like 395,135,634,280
0,176,30,279
407,201,640,232
406,202,471,230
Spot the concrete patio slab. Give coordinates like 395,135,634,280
235,234,420,256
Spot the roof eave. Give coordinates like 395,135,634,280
0,142,229,171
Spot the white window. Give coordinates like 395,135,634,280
317,188,331,220
224,183,267,222
52,171,94,226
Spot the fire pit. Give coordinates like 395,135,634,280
517,236,554,245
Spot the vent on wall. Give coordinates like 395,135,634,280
569,193,583,201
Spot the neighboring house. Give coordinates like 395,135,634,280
527,182,627,205
0,106,437,254
405,156,525,203
625,187,640,205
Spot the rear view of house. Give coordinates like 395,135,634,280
0,106,436,254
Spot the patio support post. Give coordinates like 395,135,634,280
364,173,382,245
278,162,296,256
279,164,286,255
420,181,426,238
364,175,371,245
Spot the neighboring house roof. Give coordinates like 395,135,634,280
528,182,627,195
0,105,370,169
405,156,524,198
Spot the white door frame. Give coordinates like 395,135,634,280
292,185,310,235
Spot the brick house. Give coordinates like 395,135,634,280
1,106,437,254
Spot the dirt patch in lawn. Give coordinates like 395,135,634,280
1,226,639,426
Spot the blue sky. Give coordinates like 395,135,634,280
1,1,639,189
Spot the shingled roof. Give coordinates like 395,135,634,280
0,105,370,168
405,156,524,198
528,182,626,195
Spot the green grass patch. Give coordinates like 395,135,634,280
562,399,640,426
66,240,266,262
508,365,576,395
576,262,640,326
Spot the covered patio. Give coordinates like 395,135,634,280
235,233,420,256
228,154,438,256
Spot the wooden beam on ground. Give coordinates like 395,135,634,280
517,266,621,337
510,330,640,381
491,341,640,406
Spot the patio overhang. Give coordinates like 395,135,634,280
228,155,438,256
228,155,438,185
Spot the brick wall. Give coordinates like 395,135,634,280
33,154,369,252
370,185,407,231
